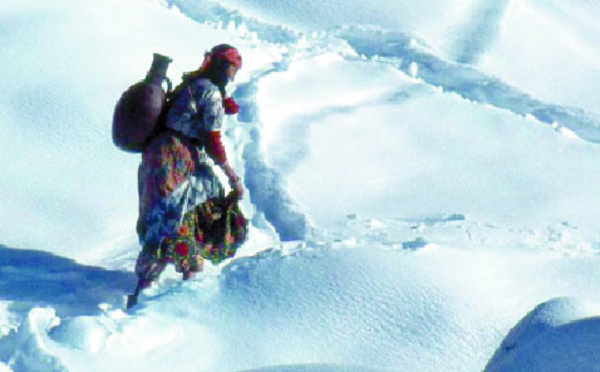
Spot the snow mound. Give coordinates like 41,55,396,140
8,308,66,372
485,297,600,372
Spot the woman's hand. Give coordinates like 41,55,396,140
229,176,243,200
221,162,243,199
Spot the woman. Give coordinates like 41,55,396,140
128,44,247,309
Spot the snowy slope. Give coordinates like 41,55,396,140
1,0,600,371
484,297,600,371
211,0,600,115
476,0,600,115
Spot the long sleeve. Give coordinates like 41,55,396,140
203,130,227,165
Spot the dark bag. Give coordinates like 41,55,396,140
112,53,173,152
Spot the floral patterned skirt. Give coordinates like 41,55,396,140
135,131,247,287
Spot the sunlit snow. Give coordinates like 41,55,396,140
1,0,600,371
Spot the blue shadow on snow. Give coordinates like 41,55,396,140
0,245,136,317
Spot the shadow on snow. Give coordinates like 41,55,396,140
0,245,136,317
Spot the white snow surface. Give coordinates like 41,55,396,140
1,0,600,371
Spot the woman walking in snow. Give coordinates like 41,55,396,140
128,44,247,309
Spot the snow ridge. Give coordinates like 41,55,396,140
230,68,313,242
165,0,300,44
337,26,600,143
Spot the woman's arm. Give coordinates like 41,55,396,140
204,130,243,199
195,80,243,199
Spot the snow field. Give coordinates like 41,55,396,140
1,0,600,371
5,241,600,371
256,51,600,234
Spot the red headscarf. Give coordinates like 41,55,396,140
193,44,242,115
199,44,242,72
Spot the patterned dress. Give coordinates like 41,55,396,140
135,78,247,287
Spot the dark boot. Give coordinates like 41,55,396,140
126,293,138,310
126,280,149,310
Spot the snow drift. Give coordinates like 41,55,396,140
485,297,600,372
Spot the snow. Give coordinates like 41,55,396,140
258,53,600,230
1,0,600,371
476,0,600,115
484,297,600,371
